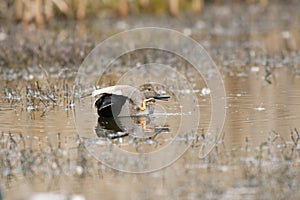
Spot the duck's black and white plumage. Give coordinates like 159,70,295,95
93,84,170,118
94,94,127,117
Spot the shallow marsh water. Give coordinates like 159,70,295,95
0,2,300,199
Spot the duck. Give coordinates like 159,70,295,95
93,84,170,118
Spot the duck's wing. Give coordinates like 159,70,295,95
93,85,144,106
99,101,113,109
95,94,112,109
92,86,122,97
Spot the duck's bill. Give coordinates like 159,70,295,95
153,94,170,100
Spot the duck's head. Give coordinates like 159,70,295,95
138,83,170,111
139,83,169,98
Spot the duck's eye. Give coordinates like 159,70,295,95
147,88,151,91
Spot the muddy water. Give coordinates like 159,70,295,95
224,67,300,148
1,2,300,200
1,66,299,199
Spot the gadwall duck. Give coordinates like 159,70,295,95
93,84,170,117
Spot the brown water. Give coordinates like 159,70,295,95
1,2,300,200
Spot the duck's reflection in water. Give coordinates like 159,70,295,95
95,117,128,139
95,115,170,140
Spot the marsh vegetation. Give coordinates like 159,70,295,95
0,1,300,199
